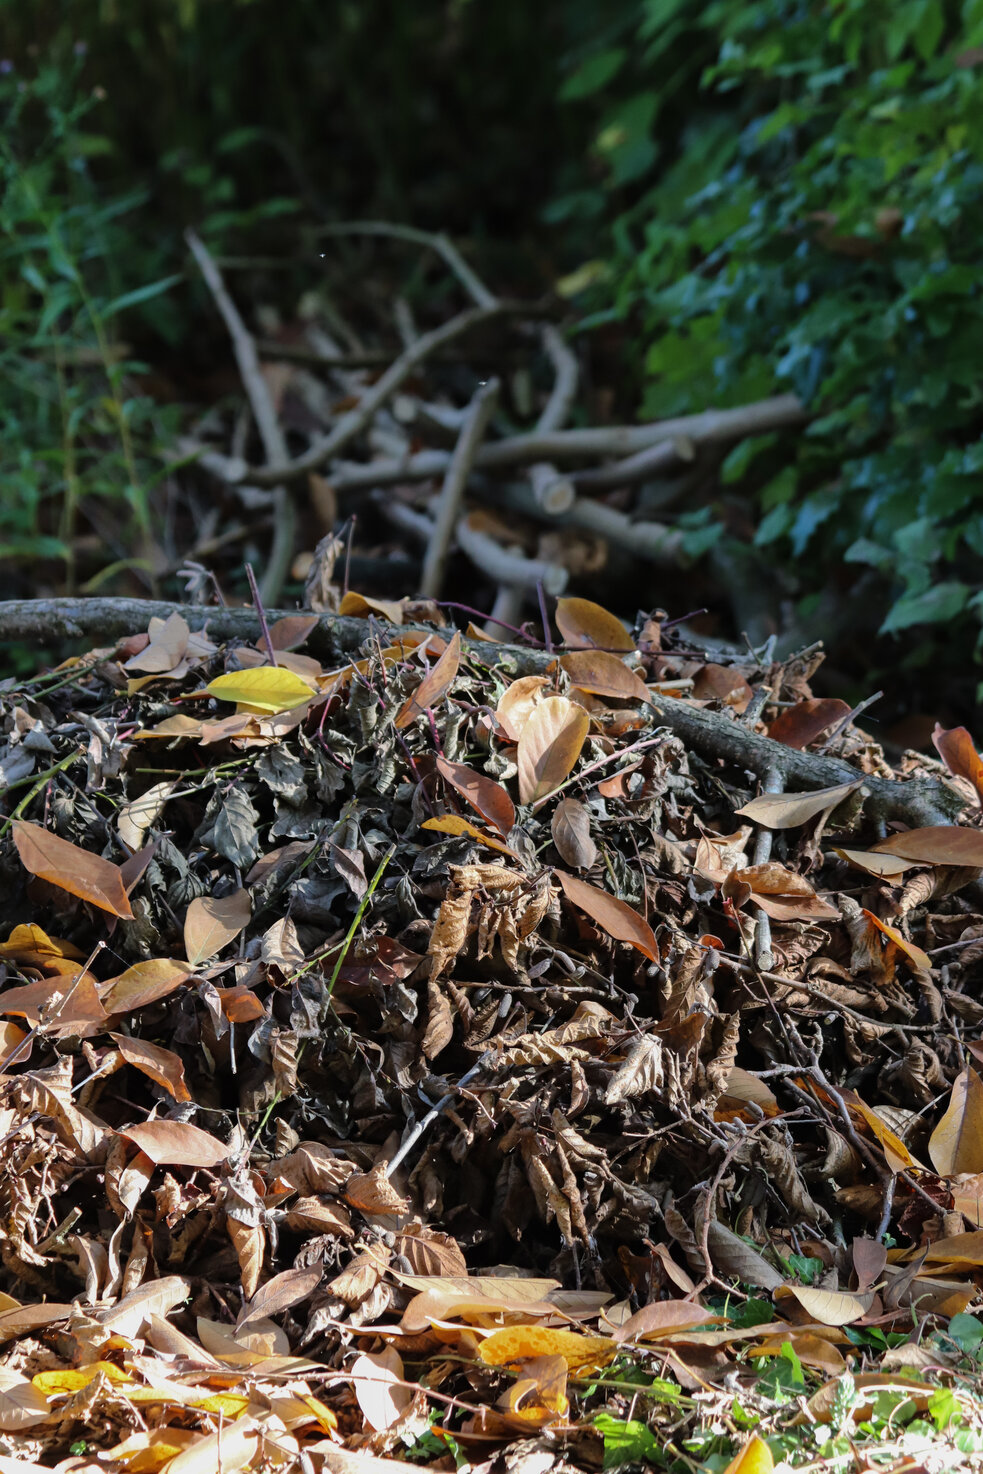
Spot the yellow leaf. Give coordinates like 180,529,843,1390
479,1325,616,1373
862,909,932,973
191,1393,252,1417
722,1434,774,1474
0,925,84,961
34,1360,133,1394
929,1068,983,1175
204,666,316,714
838,1088,923,1173
422,815,516,857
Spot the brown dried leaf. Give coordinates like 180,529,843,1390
184,888,251,966
929,1068,983,1175
932,723,983,804
555,597,634,652
517,696,589,806
344,1163,411,1216
551,797,597,870
613,1300,723,1344
832,847,916,878
124,612,190,673
395,1274,561,1332
768,698,851,749
394,631,460,728
266,613,320,651
236,1265,322,1332
692,663,754,710
119,1120,229,1168
395,1227,467,1277
560,650,650,704
12,822,133,919
872,825,983,866
556,870,658,961
436,755,516,837
776,1284,875,1325
735,781,863,829
108,1034,191,1102
428,888,472,984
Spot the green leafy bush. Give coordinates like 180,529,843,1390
0,50,181,591
556,0,983,671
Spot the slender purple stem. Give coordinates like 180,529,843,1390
245,562,278,666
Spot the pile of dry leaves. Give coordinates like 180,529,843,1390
1,592,983,1473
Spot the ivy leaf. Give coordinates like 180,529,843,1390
880,581,969,632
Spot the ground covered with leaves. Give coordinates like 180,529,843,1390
3,593,983,1473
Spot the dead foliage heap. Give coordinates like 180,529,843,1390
2,593,983,1473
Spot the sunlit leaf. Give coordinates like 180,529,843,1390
479,1324,616,1372
929,1068,983,1175
556,870,658,961
421,814,516,856
101,959,190,1013
183,888,251,966
119,1121,229,1168
394,631,461,728
517,696,589,805
12,822,134,919
204,666,316,714
560,649,650,703
555,597,634,651
736,780,862,828
435,755,516,836
721,1434,774,1474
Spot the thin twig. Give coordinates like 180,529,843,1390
384,1057,489,1179
185,229,296,605
316,220,497,309
420,378,501,599
752,765,783,970
817,690,884,753
245,563,278,667
242,304,518,487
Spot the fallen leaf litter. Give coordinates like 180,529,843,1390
0,594,982,1467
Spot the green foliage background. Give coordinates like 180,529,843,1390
5,0,983,708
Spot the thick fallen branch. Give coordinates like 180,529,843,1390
240,302,532,488
325,393,807,493
1,597,961,827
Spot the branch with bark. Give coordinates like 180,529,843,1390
0,597,960,828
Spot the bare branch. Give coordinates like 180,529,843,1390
2,597,957,828
455,516,568,596
420,378,501,600
316,220,497,309
323,393,806,493
185,229,295,605
242,303,519,488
